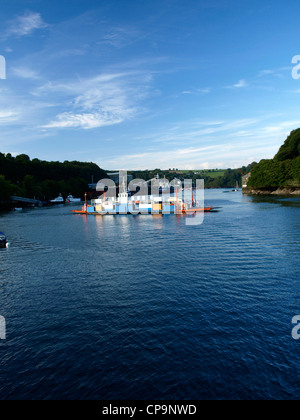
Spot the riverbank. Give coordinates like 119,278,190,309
0,201,13,212
243,187,300,196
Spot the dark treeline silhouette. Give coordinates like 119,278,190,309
0,153,107,202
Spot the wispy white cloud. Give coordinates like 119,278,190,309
225,79,248,89
101,117,300,170
258,70,275,76
259,120,300,135
257,67,291,79
0,81,60,134
41,71,150,130
233,79,248,88
97,26,141,48
43,111,129,130
182,87,211,95
151,118,259,145
12,66,41,80
0,110,20,124
102,143,267,171
6,11,48,38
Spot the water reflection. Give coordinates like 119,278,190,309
248,195,300,207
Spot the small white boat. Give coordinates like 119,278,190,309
65,195,81,204
50,194,64,204
232,181,240,192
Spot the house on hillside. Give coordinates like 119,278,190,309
242,173,251,189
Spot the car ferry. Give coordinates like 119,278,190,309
73,189,216,216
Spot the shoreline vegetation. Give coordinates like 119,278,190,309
0,153,257,211
1,129,299,210
0,153,107,210
243,187,300,196
244,129,300,196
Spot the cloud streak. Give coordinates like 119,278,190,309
43,111,129,130
41,71,151,130
101,117,300,170
12,66,41,80
6,11,48,38
0,110,20,124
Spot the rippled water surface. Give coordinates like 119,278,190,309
0,190,300,400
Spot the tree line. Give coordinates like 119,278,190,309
129,163,257,189
0,153,107,203
0,151,261,209
247,129,300,189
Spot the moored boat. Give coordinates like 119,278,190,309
65,195,81,204
0,232,7,249
50,194,64,204
232,181,240,192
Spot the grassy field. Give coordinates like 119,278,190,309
179,170,226,178
200,170,226,179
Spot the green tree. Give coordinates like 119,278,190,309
248,131,300,189
275,129,300,161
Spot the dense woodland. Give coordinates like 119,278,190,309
247,129,300,189
0,153,107,202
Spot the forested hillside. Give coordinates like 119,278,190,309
0,153,107,202
247,130,300,190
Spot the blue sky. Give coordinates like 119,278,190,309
1,0,300,170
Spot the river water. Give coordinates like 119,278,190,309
0,190,299,400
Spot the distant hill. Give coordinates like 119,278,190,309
129,164,257,189
246,130,300,193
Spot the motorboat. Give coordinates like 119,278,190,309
0,232,7,249
65,194,81,204
50,194,64,204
